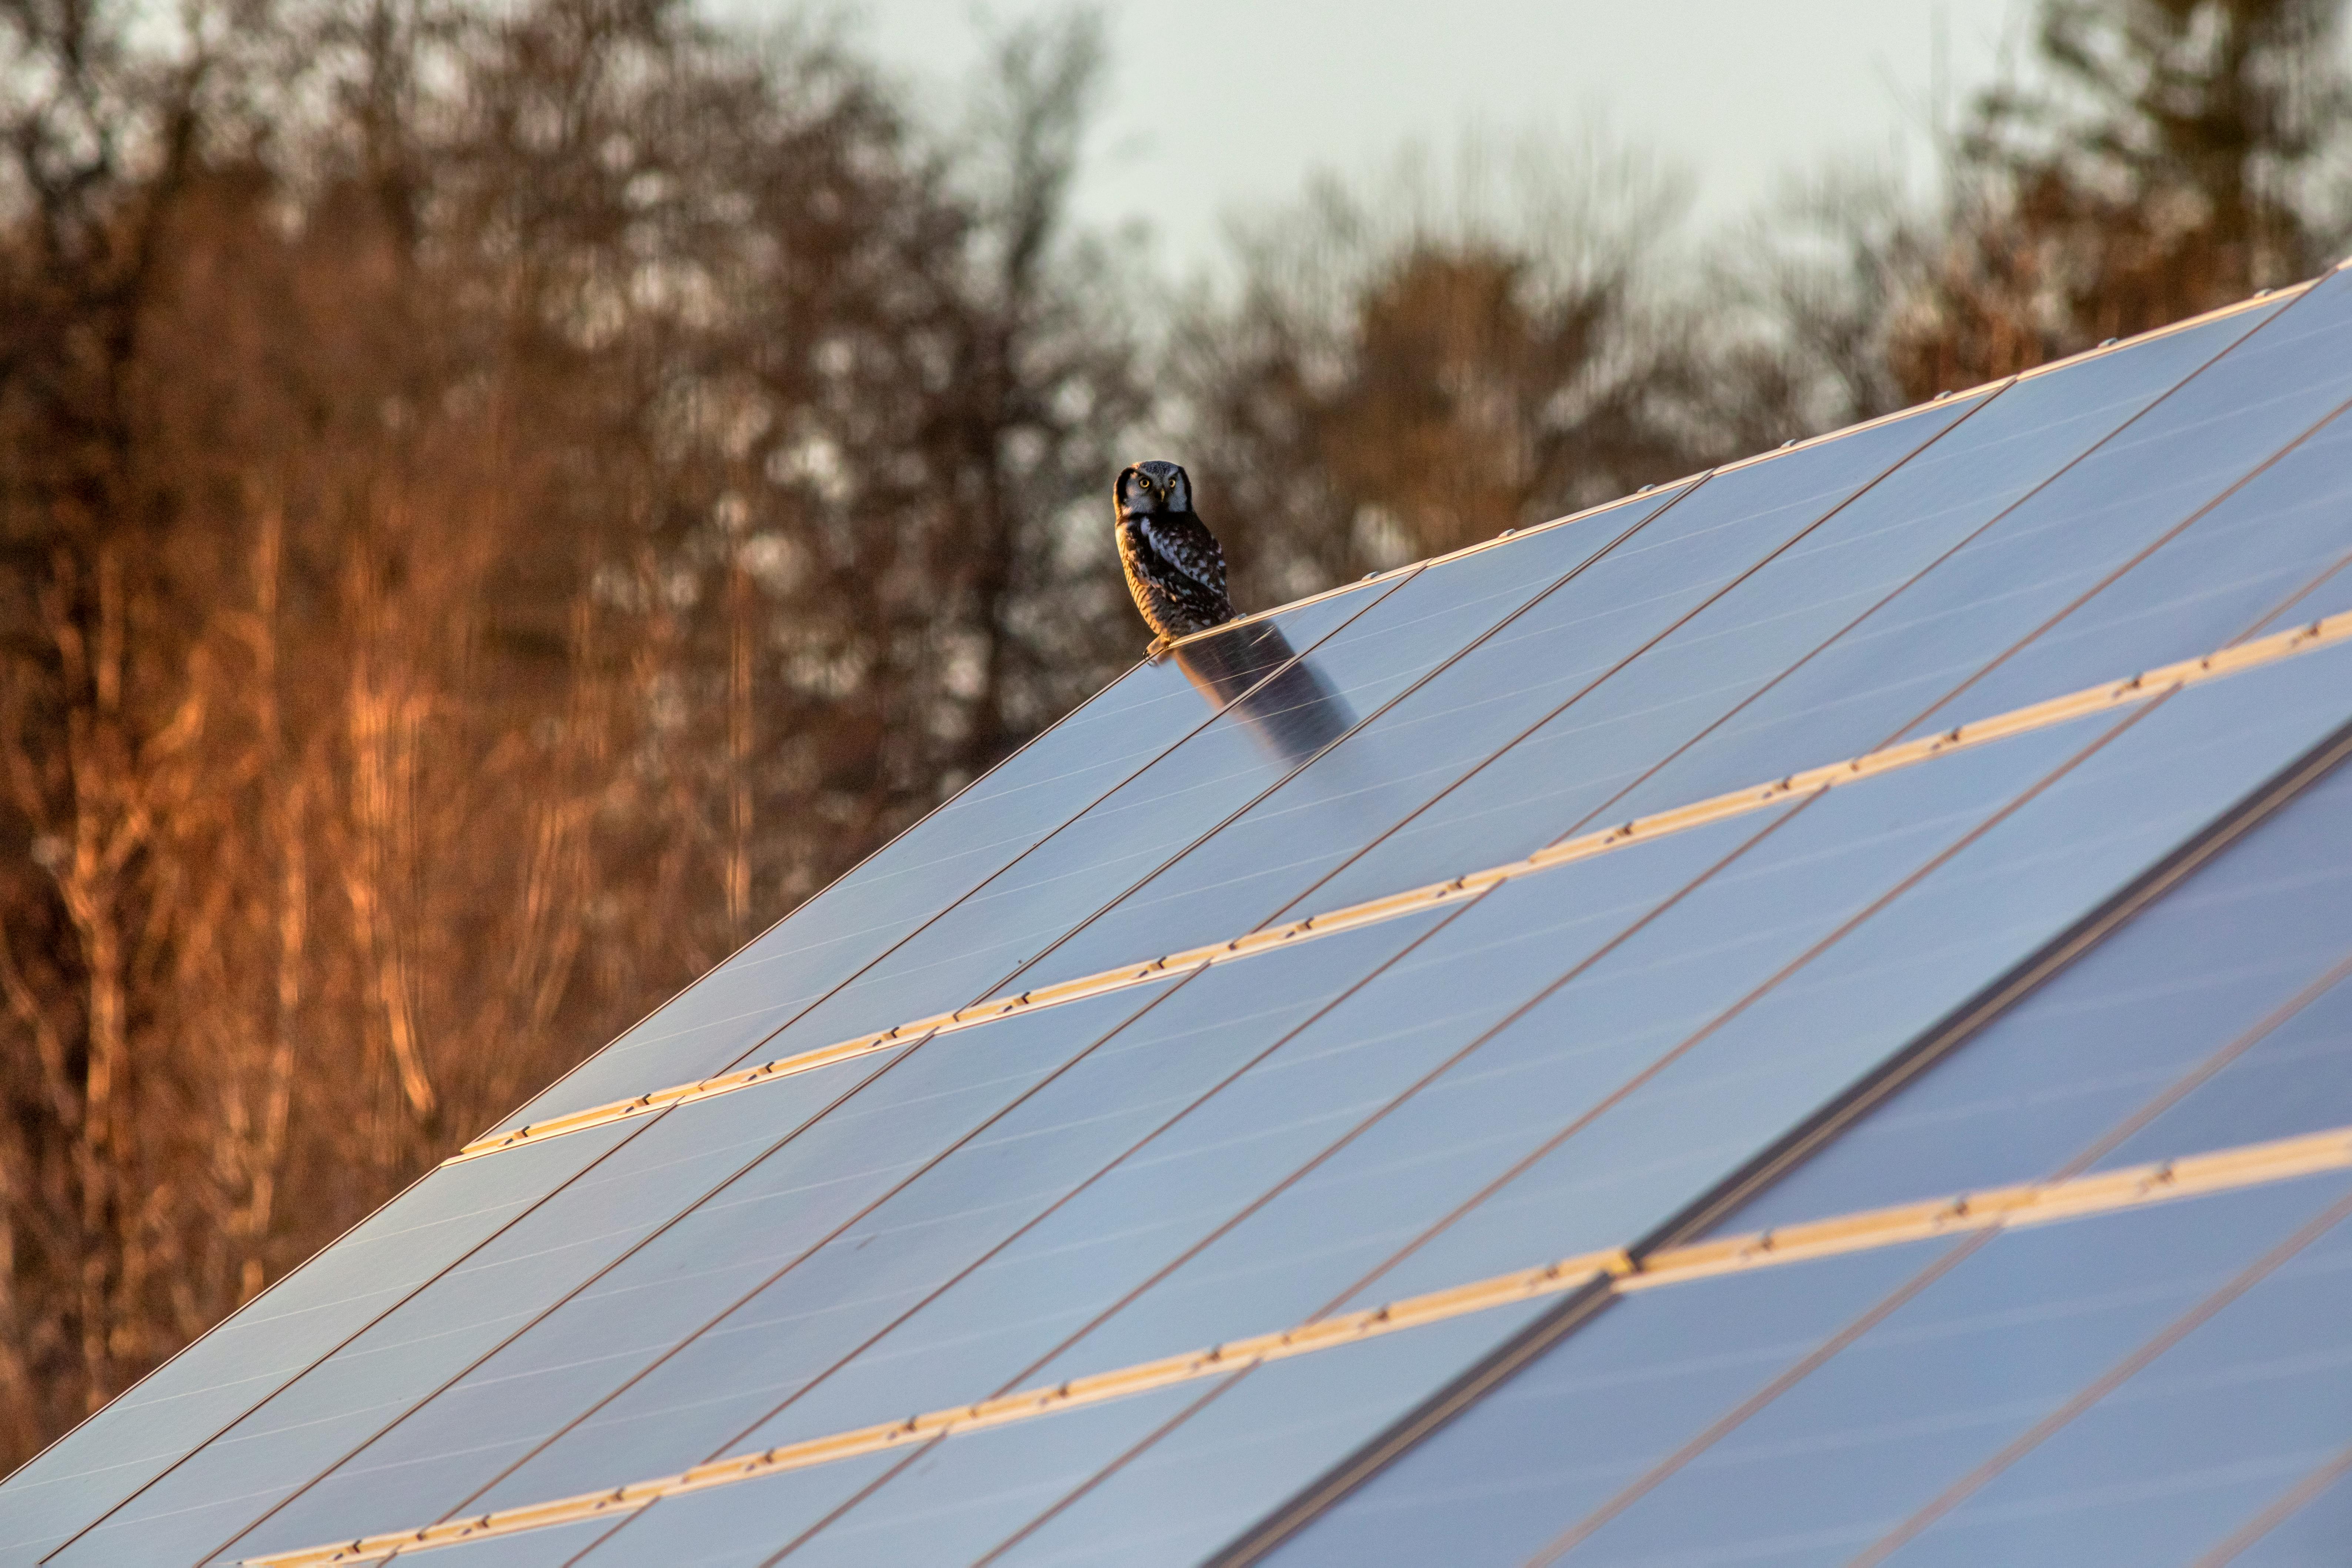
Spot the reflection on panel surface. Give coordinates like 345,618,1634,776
1010,395,1982,987
700,489,1686,1106
498,582,1393,1130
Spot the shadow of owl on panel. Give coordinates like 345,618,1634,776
1115,459,1353,768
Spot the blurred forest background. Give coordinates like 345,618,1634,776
0,0,2348,1466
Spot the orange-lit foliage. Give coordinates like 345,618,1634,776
0,0,1139,1462
1,0,2346,1477
1892,0,2351,398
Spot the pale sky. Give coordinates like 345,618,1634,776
808,0,2033,273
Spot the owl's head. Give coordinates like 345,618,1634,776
1116,460,1191,518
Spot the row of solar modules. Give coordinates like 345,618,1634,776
308,696,2352,1568
1252,722,2352,1568
3,264,2351,1565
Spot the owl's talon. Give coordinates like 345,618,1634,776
1145,636,1172,664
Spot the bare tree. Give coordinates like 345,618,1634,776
0,0,1147,1468
1894,0,2352,397
1162,133,1710,610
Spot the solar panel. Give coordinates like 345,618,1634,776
218,917,1450,1560
0,1125,639,1563
687,484,1693,1090
772,1302,1561,1568
13,269,2352,1568
1601,1173,2352,1568
1588,277,2352,827
1293,292,2302,915
1218,1239,1965,1567
1259,1171,2352,1567
90,991,1186,1564
1865,1193,2352,1567
1247,643,2352,1315
498,581,1404,1130
1715,741,2352,1233
1005,391,1987,982
1241,724,2352,1565
2228,1455,2352,1567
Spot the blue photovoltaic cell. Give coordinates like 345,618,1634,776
1268,1173,2352,1568
2094,974,2352,1171
515,673,2128,1490
557,1447,908,1568
491,638,2348,1510
579,1385,1226,1568
47,1048,905,1567
998,394,1985,987
1010,718,2132,1376
1005,643,2352,1387
1895,398,2352,738
1356,646,2352,1310
676,488,1690,1104
0,1124,635,1565
1578,277,2352,831
1718,746,2352,1235
198,979,1201,1564
1870,1188,2352,1567
1865,272,2352,740
1256,1240,1960,1568
978,1298,1557,1567
1534,1177,2352,1566
377,1515,622,1567
380,914,1451,1527
497,582,1395,1129
2228,1454,2352,1567
2258,549,2352,639
697,806,1792,1462
1300,298,2281,915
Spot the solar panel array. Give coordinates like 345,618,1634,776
7,264,2352,1568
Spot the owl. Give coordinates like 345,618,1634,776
1115,459,1236,656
